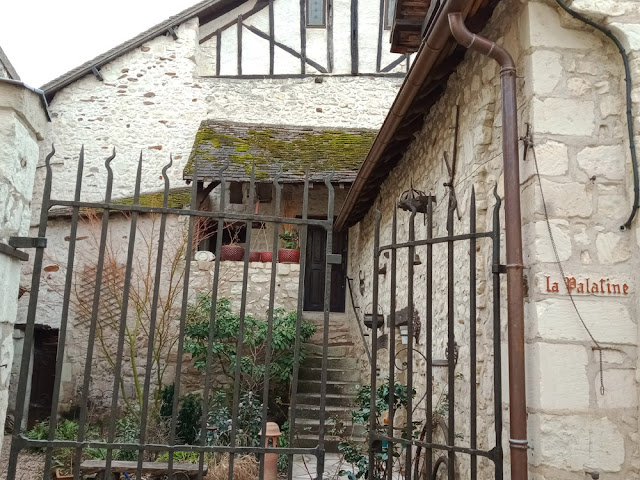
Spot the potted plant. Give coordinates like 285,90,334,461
220,224,245,261
278,229,300,264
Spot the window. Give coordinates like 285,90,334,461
230,182,244,204
307,0,326,27
256,183,273,203
384,0,396,29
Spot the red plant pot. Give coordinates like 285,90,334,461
278,249,300,264
260,251,274,263
249,251,261,262
220,245,245,261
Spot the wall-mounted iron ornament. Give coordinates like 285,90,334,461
397,185,435,214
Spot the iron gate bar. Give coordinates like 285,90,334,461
469,188,477,480
8,145,51,477
259,170,284,480
227,164,257,480
43,146,84,477
47,200,333,228
317,172,336,479
19,437,319,455
9,146,338,479
446,195,455,480
369,188,503,480
103,152,145,480
287,172,311,480
386,208,398,480
135,156,173,480
367,210,382,480
405,205,417,480
491,189,504,480
198,159,230,480
425,195,434,480
71,149,114,479
378,232,493,251
375,435,496,459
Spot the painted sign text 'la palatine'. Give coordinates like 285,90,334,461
546,276,630,295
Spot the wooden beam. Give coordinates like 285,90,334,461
351,0,359,74
243,24,328,73
269,0,275,75
376,0,384,72
237,15,243,75
327,0,334,72
199,0,269,44
300,0,306,74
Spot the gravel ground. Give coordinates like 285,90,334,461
0,436,46,480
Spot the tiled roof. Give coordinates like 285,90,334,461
41,0,247,97
184,121,377,184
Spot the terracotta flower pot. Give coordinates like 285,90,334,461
260,251,273,263
249,251,261,262
220,245,245,261
278,249,300,264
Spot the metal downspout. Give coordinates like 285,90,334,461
447,13,528,480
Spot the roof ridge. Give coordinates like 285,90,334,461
41,0,246,96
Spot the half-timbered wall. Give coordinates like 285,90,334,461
197,0,410,77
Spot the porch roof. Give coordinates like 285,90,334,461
334,0,500,230
184,121,377,185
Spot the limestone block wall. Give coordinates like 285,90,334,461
0,81,48,446
347,0,640,478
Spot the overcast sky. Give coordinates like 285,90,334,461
1,0,200,88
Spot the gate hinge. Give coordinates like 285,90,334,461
9,237,47,249
492,263,507,274
327,253,342,265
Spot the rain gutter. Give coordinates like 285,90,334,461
0,77,52,122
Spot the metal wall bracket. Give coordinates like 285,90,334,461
0,242,29,261
9,237,47,249
492,263,507,274
91,66,103,82
326,253,342,264
167,26,178,40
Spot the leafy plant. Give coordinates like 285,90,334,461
177,393,203,445
156,450,204,463
160,383,175,419
277,420,290,473
184,297,316,394
279,230,299,249
206,391,263,448
338,381,417,480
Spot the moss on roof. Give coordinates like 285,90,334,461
184,123,377,177
113,188,192,208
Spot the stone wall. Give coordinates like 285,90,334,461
347,0,640,477
35,15,401,211
0,81,48,445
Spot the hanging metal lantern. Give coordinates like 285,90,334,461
397,184,433,213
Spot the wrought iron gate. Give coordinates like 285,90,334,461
8,147,338,480
367,189,503,480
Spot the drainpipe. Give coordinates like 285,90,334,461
448,13,528,480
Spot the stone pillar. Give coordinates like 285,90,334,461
0,81,49,448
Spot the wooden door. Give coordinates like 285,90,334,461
304,227,347,312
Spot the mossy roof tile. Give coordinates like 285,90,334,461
184,120,377,183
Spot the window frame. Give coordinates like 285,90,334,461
306,0,327,28
384,0,396,30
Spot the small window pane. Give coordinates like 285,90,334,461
308,0,325,26
385,0,396,29
230,182,244,204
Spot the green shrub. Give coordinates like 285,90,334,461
160,383,175,419
177,394,203,445
184,297,316,394
206,391,263,448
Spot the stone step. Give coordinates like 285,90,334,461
305,344,354,357
297,393,355,408
303,356,358,369
292,435,366,454
295,405,353,421
293,420,367,438
299,368,361,382
297,381,360,396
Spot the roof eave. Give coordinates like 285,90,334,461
334,0,475,231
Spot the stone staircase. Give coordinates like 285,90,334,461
293,312,367,453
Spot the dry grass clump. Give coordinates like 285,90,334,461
206,454,259,480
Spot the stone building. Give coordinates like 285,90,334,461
9,0,402,438
336,0,640,478
3,0,640,477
